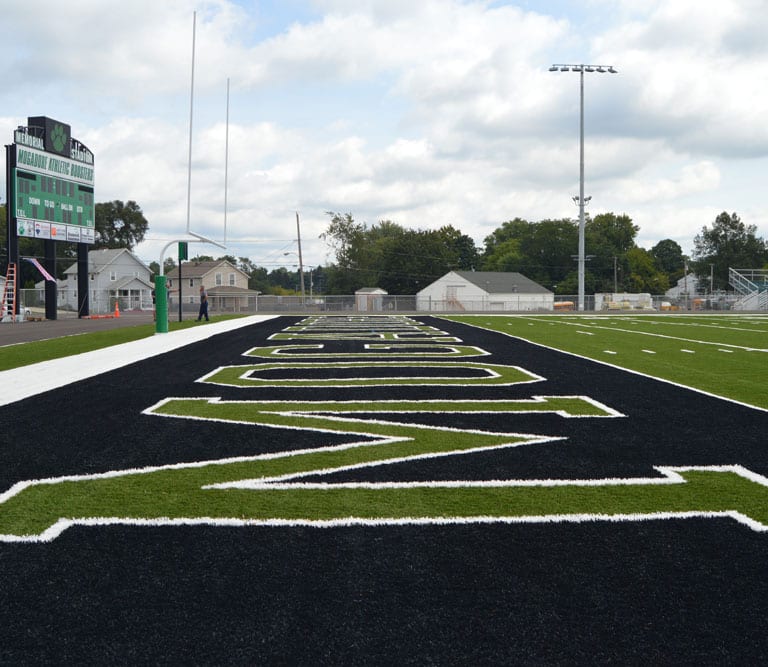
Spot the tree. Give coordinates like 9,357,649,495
320,212,368,293
692,212,768,290
584,213,640,293
586,213,638,255
94,200,149,250
625,247,669,293
148,257,176,278
320,212,479,294
481,218,531,253
650,239,685,285
481,218,578,289
439,225,480,271
248,266,270,293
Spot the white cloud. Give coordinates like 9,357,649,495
2,0,768,271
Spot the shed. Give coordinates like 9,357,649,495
355,287,387,312
416,271,553,312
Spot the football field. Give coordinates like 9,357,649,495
1,314,766,663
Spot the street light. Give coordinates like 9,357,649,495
551,63,617,311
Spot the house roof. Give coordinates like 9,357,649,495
166,260,247,280
451,271,552,295
64,248,150,275
110,276,155,291
206,285,261,295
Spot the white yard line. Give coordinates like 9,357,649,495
519,317,767,352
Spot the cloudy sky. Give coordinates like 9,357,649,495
2,0,767,271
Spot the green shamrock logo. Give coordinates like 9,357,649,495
51,124,67,152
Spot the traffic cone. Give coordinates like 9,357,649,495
114,300,120,318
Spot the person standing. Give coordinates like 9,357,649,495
197,285,209,321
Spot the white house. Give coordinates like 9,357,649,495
57,248,154,313
416,271,554,312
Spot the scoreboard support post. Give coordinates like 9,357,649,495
44,240,57,320
77,243,89,317
4,144,19,318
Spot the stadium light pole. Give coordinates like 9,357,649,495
550,63,617,311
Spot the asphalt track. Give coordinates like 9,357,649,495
0,310,158,346
1,315,767,664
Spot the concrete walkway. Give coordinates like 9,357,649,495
0,315,277,407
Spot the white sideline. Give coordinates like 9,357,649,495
0,315,277,407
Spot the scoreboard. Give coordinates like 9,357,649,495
13,139,96,244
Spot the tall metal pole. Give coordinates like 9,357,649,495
578,67,586,312
296,212,306,302
223,77,230,244
186,11,196,234
550,63,617,312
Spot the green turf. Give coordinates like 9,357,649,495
442,314,768,410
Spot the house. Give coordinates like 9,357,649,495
416,271,554,312
166,260,258,313
58,248,154,313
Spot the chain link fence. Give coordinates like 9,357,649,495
14,288,747,320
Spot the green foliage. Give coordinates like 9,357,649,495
479,212,679,294
692,212,768,290
94,200,149,250
320,212,479,294
650,239,686,284
584,213,639,292
625,247,669,293
481,217,579,288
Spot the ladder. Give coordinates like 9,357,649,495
1,264,17,323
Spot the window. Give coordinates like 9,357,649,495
189,278,194,287
229,273,235,286
215,273,223,286
110,271,117,281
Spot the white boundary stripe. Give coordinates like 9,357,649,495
0,315,277,407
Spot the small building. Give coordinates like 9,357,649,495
665,273,700,299
166,260,258,314
355,287,387,312
416,271,554,311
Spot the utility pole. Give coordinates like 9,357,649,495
296,212,306,302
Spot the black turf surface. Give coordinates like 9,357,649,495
1,315,767,664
